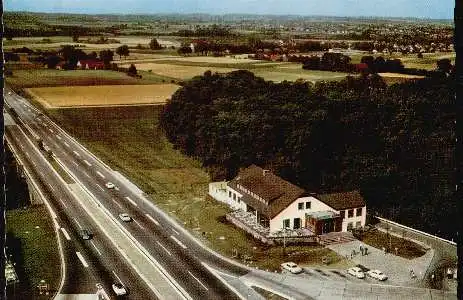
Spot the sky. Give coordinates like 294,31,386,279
4,0,454,19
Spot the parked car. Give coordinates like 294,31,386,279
105,182,115,189
281,262,303,274
119,213,132,222
112,282,127,296
347,267,365,279
80,229,92,240
367,269,388,281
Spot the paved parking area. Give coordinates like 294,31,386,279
326,240,434,287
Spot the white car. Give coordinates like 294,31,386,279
347,267,365,279
112,282,127,296
367,269,388,281
281,262,303,274
105,182,115,189
119,213,132,222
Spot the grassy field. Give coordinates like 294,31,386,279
44,105,349,271
5,69,177,89
6,205,60,299
27,84,179,108
349,52,455,70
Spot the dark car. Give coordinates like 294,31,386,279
81,230,92,240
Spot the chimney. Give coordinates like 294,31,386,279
263,169,270,176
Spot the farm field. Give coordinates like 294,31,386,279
5,69,176,89
127,63,238,80
27,84,179,108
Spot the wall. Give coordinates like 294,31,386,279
338,207,366,231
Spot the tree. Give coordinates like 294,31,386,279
177,46,192,56
149,38,162,50
46,55,61,69
436,58,453,74
99,49,114,67
127,64,137,76
116,45,130,59
58,45,86,69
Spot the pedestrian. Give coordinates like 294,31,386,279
364,247,368,255
360,245,364,256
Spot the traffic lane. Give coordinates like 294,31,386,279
8,126,156,300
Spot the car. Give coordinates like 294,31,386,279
8,92,12,95
80,229,92,240
281,262,303,274
367,269,388,281
112,283,127,296
105,182,115,189
347,267,365,279
119,213,132,222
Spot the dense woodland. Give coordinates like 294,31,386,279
160,70,455,239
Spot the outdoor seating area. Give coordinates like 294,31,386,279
228,210,270,237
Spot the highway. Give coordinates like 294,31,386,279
5,88,247,300
5,120,157,299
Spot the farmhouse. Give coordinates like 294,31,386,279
209,165,366,243
77,59,105,70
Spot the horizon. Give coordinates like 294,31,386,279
4,0,454,20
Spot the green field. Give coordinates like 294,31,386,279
5,69,177,89
6,205,60,299
349,52,455,70
44,105,348,271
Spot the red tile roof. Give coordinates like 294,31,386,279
317,191,365,210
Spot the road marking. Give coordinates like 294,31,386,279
125,196,138,207
74,218,82,229
72,161,79,166
49,128,54,133
172,228,180,235
134,219,145,230
145,214,160,226
61,228,71,240
96,184,104,192
96,171,105,179
91,241,102,256
76,252,89,268
64,142,69,147
56,135,62,140
43,123,47,127
59,199,68,209
188,271,208,291
83,160,92,167
157,241,172,256
73,151,81,157
49,186,55,192
25,152,30,157
112,271,124,285
112,199,123,209
170,235,187,249
83,171,90,178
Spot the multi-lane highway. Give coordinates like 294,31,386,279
5,87,247,300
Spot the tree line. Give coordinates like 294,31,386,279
160,70,455,239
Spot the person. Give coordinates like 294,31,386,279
360,245,364,256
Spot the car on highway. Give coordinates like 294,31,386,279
119,213,132,222
8,92,12,95
105,182,115,189
367,269,388,281
80,229,92,240
347,267,365,279
112,282,127,296
281,262,303,274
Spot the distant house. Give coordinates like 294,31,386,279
209,165,366,239
55,61,66,70
354,63,369,73
78,59,105,70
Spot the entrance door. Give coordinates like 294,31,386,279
293,218,301,229
322,220,334,234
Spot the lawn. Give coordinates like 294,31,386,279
5,69,176,89
27,84,179,108
6,205,60,299
45,105,348,271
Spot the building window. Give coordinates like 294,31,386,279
238,198,241,203
233,193,236,201
298,202,304,210
283,219,290,229
347,222,353,231
228,191,231,198
348,209,354,218
356,208,362,217
355,221,361,228
293,218,301,229
305,201,311,209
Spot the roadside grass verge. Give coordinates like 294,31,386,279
252,286,288,300
45,105,348,271
6,205,60,299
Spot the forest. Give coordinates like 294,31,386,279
160,70,455,239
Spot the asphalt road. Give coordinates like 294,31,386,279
5,89,245,300
5,113,157,299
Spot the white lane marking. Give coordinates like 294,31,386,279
74,218,82,229
112,199,123,209
188,271,208,291
156,241,172,256
59,199,68,209
96,171,105,179
64,142,69,147
125,196,138,207
83,160,92,167
134,219,145,230
25,152,30,157
91,241,102,256
83,171,90,178
72,161,78,166
172,228,180,235
96,184,104,192
49,128,54,133
112,271,124,285
76,252,89,268
56,135,62,140
73,151,81,157
61,228,71,240
170,235,187,249
43,123,48,127
145,214,160,226
49,186,55,192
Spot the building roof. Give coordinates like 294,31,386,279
228,165,307,219
317,191,365,210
